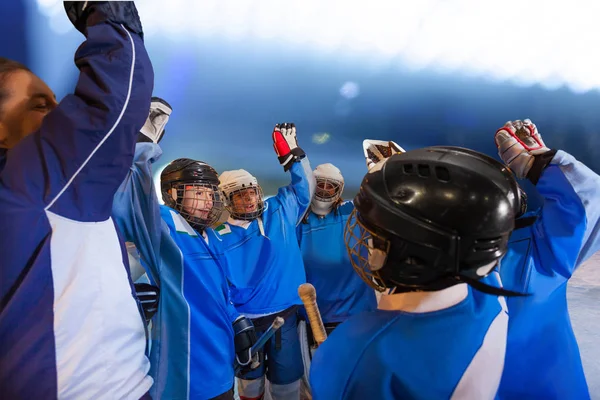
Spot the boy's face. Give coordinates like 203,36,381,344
231,188,259,215
181,186,215,219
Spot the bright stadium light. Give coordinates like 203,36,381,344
36,0,600,93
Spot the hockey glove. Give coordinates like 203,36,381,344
272,123,306,172
233,316,260,374
363,139,406,171
64,1,144,39
495,119,557,184
134,283,160,323
138,97,172,144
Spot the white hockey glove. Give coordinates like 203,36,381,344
363,139,406,172
272,122,306,171
494,119,557,184
138,97,172,144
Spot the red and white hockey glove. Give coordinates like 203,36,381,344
494,119,556,184
272,122,306,171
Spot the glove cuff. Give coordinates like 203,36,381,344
278,147,305,172
526,149,558,185
233,317,256,361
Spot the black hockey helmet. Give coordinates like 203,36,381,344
345,146,520,293
161,158,223,232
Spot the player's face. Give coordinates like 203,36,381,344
181,186,214,219
0,70,57,149
232,188,259,214
316,180,338,199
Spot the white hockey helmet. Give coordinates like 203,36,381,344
219,169,265,220
312,163,344,216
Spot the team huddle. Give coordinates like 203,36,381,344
1,2,600,400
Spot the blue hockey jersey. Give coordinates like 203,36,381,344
112,143,240,399
216,159,314,315
310,277,508,400
0,21,154,399
498,150,600,399
297,201,377,323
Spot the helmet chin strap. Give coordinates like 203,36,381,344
311,198,334,216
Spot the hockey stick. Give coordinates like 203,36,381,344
235,316,285,374
298,283,327,347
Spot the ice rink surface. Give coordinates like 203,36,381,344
569,251,600,398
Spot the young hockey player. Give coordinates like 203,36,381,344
310,146,525,399
296,163,377,396
0,2,155,398
494,119,600,399
216,123,314,400
112,103,258,399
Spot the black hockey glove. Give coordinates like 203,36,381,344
233,316,259,373
135,283,160,323
64,1,144,39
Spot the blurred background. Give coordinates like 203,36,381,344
3,0,600,394
4,0,600,199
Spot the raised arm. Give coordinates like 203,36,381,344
3,2,153,222
272,123,315,225
538,151,600,267
495,119,600,276
112,98,173,282
113,142,165,281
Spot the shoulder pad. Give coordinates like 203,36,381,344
338,200,355,216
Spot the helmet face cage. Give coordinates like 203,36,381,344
226,185,265,221
344,209,391,292
315,176,344,203
172,182,224,230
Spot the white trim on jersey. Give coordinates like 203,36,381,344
451,303,508,399
47,211,152,399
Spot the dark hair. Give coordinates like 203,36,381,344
0,57,31,115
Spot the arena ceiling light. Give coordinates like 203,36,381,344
37,0,600,94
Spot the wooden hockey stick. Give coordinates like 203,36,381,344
298,283,327,347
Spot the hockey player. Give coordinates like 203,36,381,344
0,2,155,398
296,163,377,396
494,119,600,399
310,146,525,400
216,123,314,400
112,110,259,399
